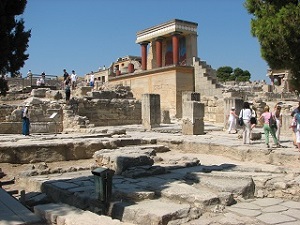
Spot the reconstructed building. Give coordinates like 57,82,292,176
107,19,222,118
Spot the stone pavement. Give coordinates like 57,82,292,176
1,122,300,224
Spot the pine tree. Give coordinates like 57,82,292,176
0,0,31,77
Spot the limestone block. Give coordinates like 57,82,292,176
0,122,22,134
93,147,155,175
45,90,63,100
76,86,92,97
182,101,204,121
182,118,204,135
142,94,161,130
91,91,117,99
31,88,48,98
161,110,171,124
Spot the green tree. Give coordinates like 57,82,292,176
216,66,233,82
216,66,251,82
234,68,251,81
0,0,31,77
244,0,300,90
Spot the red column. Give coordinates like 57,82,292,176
140,42,148,70
172,33,180,65
155,38,163,68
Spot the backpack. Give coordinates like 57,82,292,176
238,109,244,126
269,113,277,129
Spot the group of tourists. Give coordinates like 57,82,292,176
228,101,300,150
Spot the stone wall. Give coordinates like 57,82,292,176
0,100,63,134
108,66,194,118
77,98,142,126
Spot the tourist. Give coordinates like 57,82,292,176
90,72,95,88
291,101,300,147
63,69,69,81
65,78,71,103
36,78,41,86
258,105,279,148
70,70,77,90
294,110,300,152
250,105,257,130
63,69,69,89
239,101,252,144
274,103,282,145
39,72,45,86
22,103,30,136
227,107,238,134
27,70,32,79
41,72,46,86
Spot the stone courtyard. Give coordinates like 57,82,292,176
1,119,300,225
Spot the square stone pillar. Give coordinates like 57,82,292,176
142,94,161,130
224,98,243,124
182,91,200,102
182,101,205,135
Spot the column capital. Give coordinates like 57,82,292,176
154,37,164,41
139,41,150,46
171,31,182,36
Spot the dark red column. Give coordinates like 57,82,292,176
172,33,180,65
155,38,163,68
140,42,148,70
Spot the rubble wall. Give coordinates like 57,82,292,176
0,102,63,134
77,99,142,126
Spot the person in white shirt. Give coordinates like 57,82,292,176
27,70,32,79
70,70,77,90
239,102,252,144
89,72,95,88
227,107,238,134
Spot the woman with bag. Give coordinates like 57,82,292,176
274,104,282,145
294,111,300,152
258,105,279,148
239,102,252,144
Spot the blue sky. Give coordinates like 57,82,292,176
20,0,268,82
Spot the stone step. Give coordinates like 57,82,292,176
34,203,133,225
0,136,158,163
184,171,255,199
110,199,201,225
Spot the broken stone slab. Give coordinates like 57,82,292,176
93,146,156,174
185,171,255,199
110,199,201,225
112,181,156,202
31,88,49,98
24,192,52,208
34,203,134,225
152,181,221,208
157,156,200,169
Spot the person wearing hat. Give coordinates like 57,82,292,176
227,106,238,134
22,103,30,136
